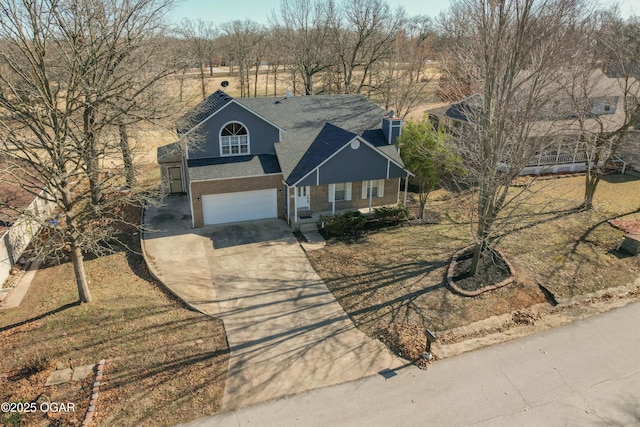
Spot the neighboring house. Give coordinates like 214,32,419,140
431,69,640,175
0,164,54,287
158,90,412,228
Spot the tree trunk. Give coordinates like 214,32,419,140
119,122,136,187
70,239,92,303
304,70,313,95
209,59,213,77
199,64,206,100
178,68,186,102
273,65,278,96
254,62,259,97
583,173,599,210
84,105,102,205
418,179,429,220
469,242,484,277
470,187,495,276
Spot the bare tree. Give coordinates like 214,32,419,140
274,0,334,95
329,0,404,94
0,0,176,303
220,20,265,98
564,10,640,210
179,18,217,100
264,27,286,96
373,15,436,118
441,0,588,275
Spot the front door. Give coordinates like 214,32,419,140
296,186,310,210
168,167,183,193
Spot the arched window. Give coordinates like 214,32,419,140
220,122,249,156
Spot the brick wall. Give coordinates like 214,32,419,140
306,178,400,215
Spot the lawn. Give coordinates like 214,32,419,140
0,206,229,427
307,174,640,361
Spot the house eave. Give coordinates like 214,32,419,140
181,99,286,138
287,135,412,186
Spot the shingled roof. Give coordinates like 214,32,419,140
177,91,406,183
285,123,357,185
176,90,233,135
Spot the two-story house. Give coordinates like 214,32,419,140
157,90,412,228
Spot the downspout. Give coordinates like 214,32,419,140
189,181,195,228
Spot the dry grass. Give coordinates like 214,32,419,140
307,174,640,361
0,214,229,426
501,174,640,298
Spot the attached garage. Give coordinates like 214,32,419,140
201,188,278,225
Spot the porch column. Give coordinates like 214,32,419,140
332,185,336,215
293,185,298,223
403,174,409,207
286,184,291,224
368,180,373,213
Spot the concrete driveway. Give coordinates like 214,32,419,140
142,196,403,410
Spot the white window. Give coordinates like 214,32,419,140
329,182,352,202
220,122,249,156
361,180,385,199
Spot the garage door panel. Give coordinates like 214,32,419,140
202,189,277,225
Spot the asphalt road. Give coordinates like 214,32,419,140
180,301,640,427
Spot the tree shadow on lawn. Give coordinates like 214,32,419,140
322,260,448,326
0,301,80,333
93,342,229,426
324,260,447,301
538,208,640,298
492,207,580,245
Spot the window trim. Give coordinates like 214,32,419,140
329,182,352,202
361,179,385,199
219,121,250,156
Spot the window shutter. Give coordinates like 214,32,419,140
328,184,335,202
378,179,384,198
361,181,368,199
345,182,352,201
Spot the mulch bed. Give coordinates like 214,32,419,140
447,247,516,297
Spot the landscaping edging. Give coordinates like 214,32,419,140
447,245,516,296
81,359,105,427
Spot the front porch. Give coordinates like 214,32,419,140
285,178,406,228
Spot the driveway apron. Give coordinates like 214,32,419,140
203,220,404,410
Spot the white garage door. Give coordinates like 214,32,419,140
202,189,277,225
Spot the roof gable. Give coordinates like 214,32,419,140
176,90,233,134
177,90,285,136
286,123,357,185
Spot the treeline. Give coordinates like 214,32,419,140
172,0,438,118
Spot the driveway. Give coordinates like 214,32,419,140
142,196,404,410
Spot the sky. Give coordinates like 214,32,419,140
168,0,638,26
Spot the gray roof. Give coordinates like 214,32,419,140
177,90,233,135
238,94,404,182
181,92,406,183
285,123,357,185
157,141,182,163
187,155,281,181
